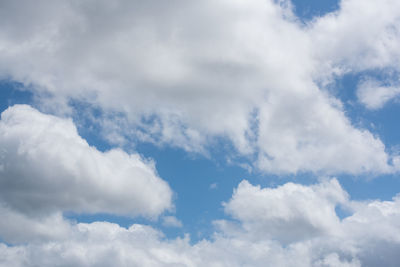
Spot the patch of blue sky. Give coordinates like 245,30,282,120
322,70,400,197
0,81,33,111
333,71,400,149
68,99,114,152
291,0,340,22
134,142,259,242
339,173,400,201
325,70,400,204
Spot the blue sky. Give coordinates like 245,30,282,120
292,0,339,21
1,0,400,266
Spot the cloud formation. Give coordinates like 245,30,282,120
310,0,400,73
223,179,346,243
1,178,400,266
0,0,399,174
162,216,183,228
357,78,400,109
0,105,173,221
1,1,400,265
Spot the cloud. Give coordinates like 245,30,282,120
0,105,173,220
222,179,347,243
162,216,183,228
0,205,73,244
217,178,400,266
310,0,400,73
209,183,218,190
255,91,395,174
1,179,400,266
0,0,398,174
1,1,400,265
357,78,400,109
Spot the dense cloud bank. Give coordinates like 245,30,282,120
0,0,400,174
1,176,400,266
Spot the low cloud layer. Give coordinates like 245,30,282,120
1,178,400,266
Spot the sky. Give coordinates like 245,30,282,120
1,0,400,266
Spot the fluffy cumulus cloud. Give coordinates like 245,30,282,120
222,179,347,243
310,0,400,73
0,104,173,243
1,179,400,266
0,0,399,174
2,0,400,266
310,0,400,112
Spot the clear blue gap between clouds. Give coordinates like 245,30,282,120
335,71,400,147
290,0,340,22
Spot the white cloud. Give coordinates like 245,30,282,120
162,216,183,228
209,183,218,190
1,0,400,261
0,1,400,265
222,179,347,243
0,105,173,219
0,205,73,244
1,179,400,266
255,90,395,174
357,78,400,109
310,0,400,73
0,0,398,174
